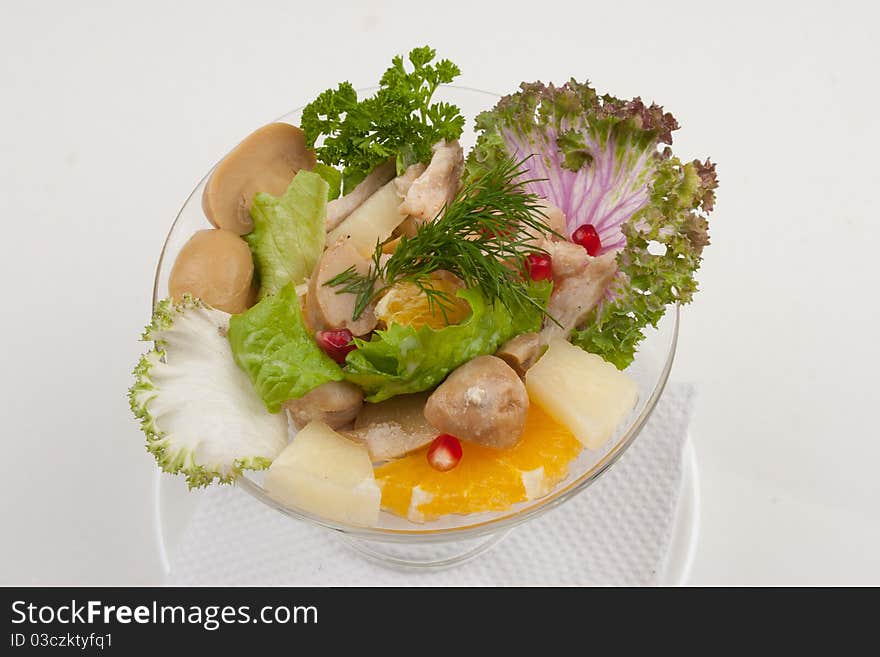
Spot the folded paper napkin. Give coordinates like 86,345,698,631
167,383,695,586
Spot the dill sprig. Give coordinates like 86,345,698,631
326,156,559,321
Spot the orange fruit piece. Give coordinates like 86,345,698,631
375,273,471,330
374,404,583,522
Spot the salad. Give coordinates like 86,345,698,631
130,47,717,526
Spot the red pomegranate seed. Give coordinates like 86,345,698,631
478,223,516,239
426,434,463,472
525,253,553,281
316,329,356,364
572,224,602,256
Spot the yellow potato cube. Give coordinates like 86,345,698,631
264,420,380,526
525,339,638,449
326,181,405,258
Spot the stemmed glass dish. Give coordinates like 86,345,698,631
152,86,679,567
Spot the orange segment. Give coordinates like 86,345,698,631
374,404,583,522
375,274,471,330
496,406,583,481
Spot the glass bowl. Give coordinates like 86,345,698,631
152,86,679,567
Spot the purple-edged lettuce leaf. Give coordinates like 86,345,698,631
466,80,718,368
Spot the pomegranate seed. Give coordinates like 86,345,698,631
478,223,516,239
525,253,553,281
316,329,356,364
572,224,602,256
426,434,463,472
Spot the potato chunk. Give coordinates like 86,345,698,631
525,339,638,449
325,180,406,258
264,421,380,526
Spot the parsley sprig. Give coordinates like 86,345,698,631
301,46,465,188
326,156,560,322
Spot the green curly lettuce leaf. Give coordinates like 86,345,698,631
466,80,718,368
571,158,716,368
344,283,551,402
301,46,464,183
227,283,343,412
129,296,288,488
245,170,328,299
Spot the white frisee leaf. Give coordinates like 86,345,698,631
130,298,288,488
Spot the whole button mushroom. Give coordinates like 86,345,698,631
202,123,316,235
169,229,255,314
424,356,529,449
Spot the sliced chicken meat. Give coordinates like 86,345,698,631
393,162,426,198
392,163,428,237
325,159,396,232
539,251,618,346
523,201,569,247
546,240,592,278
399,140,463,227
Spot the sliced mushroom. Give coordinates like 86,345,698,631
539,251,618,346
306,239,378,336
496,332,542,378
325,159,396,232
283,381,364,430
344,392,437,461
424,356,529,449
202,123,316,235
169,229,254,314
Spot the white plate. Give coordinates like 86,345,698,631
154,438,700,585
660,438,700,585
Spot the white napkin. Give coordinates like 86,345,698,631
167,383,695,586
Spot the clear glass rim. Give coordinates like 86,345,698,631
151,86,680,544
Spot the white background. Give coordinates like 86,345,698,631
1,0,877,585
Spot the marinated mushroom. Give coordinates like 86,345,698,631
202,123,316,235
306,239,378,336
169,229,255,314
345,392,437,461
496,332,542,378
424,356,529,449
283,381,364,430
